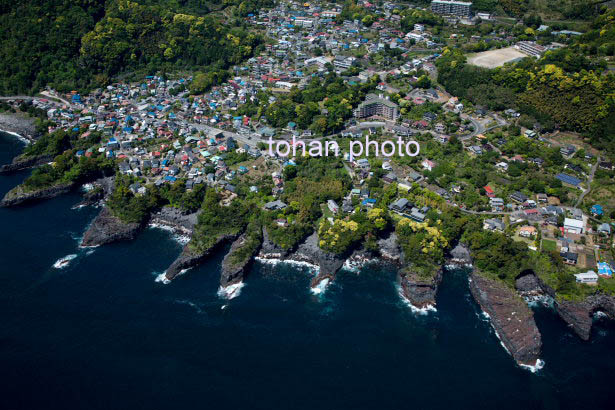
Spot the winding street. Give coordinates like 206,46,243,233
575,155,600,207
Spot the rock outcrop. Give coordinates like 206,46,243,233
258,226,289,259
289,232,345,288
0,154,53,174
150,206,200,235
220,233,262,287
0,113,39,142
0,182,74,207
80,207,141,247
164,234,237,282
470,272,542,367
398,267,443,309
447,243,472,267
529,272,615,340
553,295,615,340
377,232,402,263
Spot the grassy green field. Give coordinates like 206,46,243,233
542,239,557,252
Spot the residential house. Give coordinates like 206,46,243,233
564,218,584,234
483,218,505,232
574,271,598,284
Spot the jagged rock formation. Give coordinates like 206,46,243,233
448,243,472,267
258,226,289,259
0,154,53,174
164,234,237,282
150,206,200,235
398,267,443,308
0,182,74,207
470,272,542,367
377,232,401,263
220,233,262,287
554,295,615,340
525,273,615,340
80,207,141,247
0,113,39,142
289,232,345,288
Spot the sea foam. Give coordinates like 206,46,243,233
310,278,330,295
52,254,78,269
396,285,437,315
217,282,245,300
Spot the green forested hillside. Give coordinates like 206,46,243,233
0,0,270,95
436,8,615,153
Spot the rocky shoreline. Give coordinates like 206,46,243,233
220,233,262,287
0,113,39,142
163,234,237,282
0,182,75,207
398,267,443,309
80,206,142,247
0,154,54,174
470,271,543,367
516,271,615,341
150,206,200,236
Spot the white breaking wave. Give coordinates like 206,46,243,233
1,129,30,144
479,306,545,374
155,268,189,284
310,278,330,295
149,223,191,245
341,258,369,273
155,272,170,284
81,183,94,192
217,282,245,300
255,256,320,272
52,254,78,269
519,359,545,374
396,285,437,315
524,294,554,309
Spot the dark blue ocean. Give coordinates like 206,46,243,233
1,131,614,410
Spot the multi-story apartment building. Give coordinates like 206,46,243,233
431,0,473,18
354,94,400,121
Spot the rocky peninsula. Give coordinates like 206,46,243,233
0,182,74,207
0,153,53,174
163,234,237,282
470,271,543,368
80,206,142,247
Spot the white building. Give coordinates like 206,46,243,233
575,271,598,284
564,217,584,234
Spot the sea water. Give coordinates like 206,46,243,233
1,131,614,409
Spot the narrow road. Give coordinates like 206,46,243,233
575,155,600,207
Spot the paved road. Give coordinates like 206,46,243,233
0,94,70,107
575,155,600,207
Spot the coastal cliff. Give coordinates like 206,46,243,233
80,206,141,247
470,272,542,367
220,232,262,287
398,266,443,309
377,232,401,263
0,154,53,174
0,113,38,142
0,182,74,207
524,272,615,341
150,206,200,235
258,226,289,259
554,296,615,340
290,232,346,290
164,234,237,282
